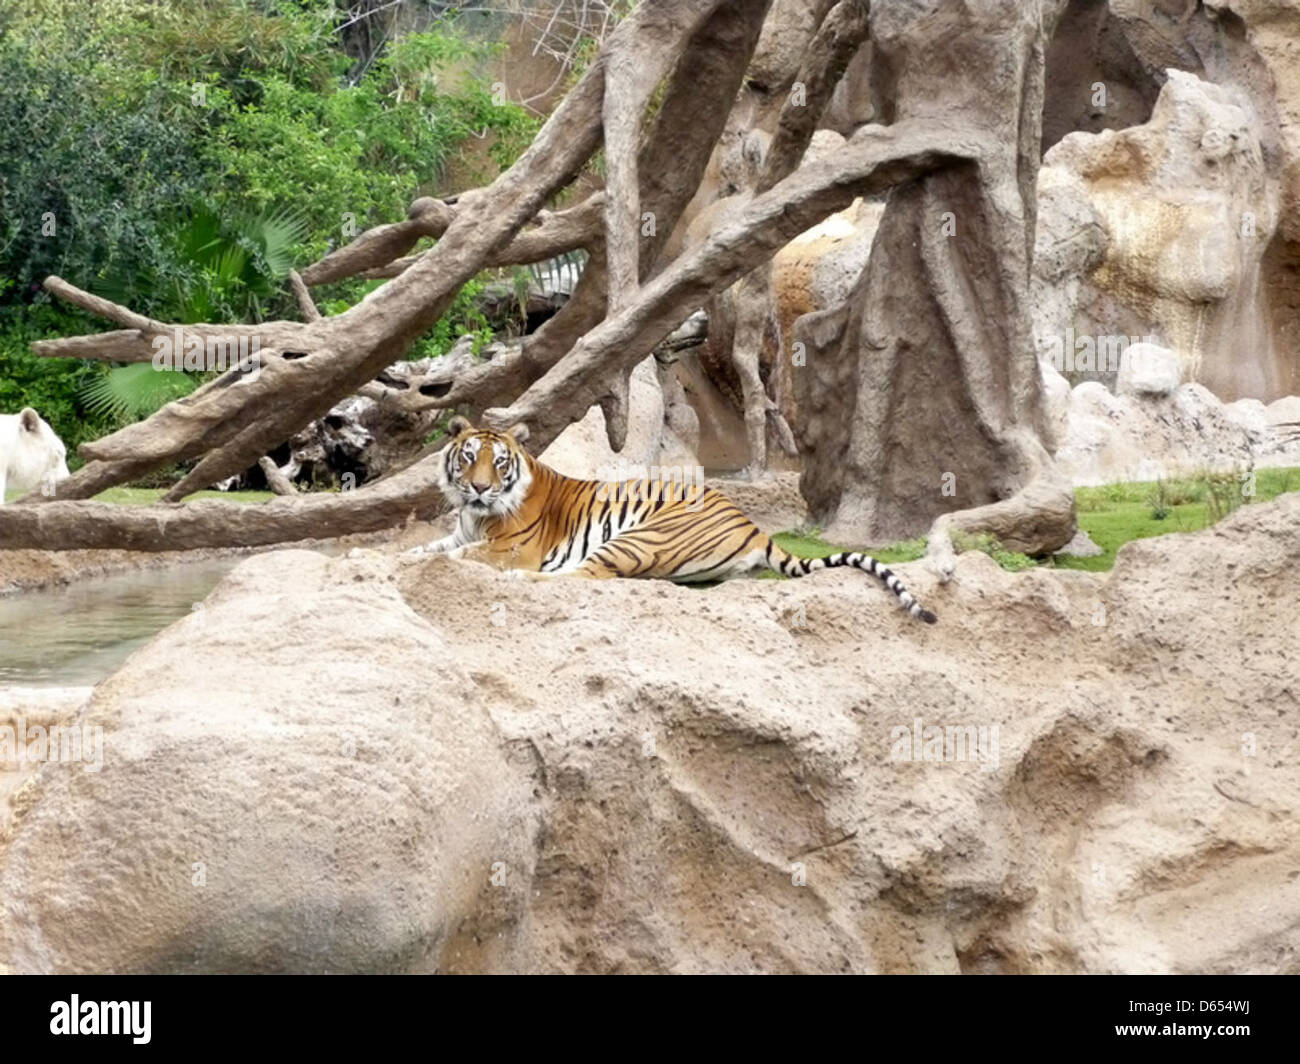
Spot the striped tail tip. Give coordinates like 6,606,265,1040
916,607,938,625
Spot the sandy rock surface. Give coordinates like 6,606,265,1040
2,490,1296,973
0,551,533,974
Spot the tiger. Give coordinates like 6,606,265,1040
406,416,937,623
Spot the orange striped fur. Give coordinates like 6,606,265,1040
409,417,936,623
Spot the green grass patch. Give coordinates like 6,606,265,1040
1058,466,1300,572
765,528,929,577
771,466,1300,575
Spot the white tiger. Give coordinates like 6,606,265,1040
0,407,70,503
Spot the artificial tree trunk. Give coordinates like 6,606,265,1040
793,0,1076,563
0,0,1075,562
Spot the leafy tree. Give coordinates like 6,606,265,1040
0,0,537,439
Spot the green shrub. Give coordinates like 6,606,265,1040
0,0,536,452
0,307,115,456
951,530,1038,572
0,33,204,308
1200,468,1250,524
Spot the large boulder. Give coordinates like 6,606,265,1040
0,550,532,973
7,488,1299,973
1116,342,1185,397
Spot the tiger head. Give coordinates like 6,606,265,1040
438,416,533,515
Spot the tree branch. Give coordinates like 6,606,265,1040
405,0,774,424
484,120,976,449
0,450,450,551
756,0,871,194
288,270,322,323
600,0,722,313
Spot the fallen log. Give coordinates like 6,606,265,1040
0,452,448,552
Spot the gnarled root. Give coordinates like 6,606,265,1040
925,444,1076,583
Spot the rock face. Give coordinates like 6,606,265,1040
1035,67,1292,401
1048,356,1300,484
1039,0,1300,402
668,0,1300,486
0,551,532,974
4,491,1298,973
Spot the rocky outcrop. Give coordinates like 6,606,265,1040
1046,357,1300,484
671,1,1300,476
4,491,1298,973
1037,0,1300,404
1034,69,1287,400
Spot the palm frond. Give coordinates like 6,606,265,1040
176,207,226,265
79,363,198,421
237,206,310,279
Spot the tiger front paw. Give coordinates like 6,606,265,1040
504,568,556,582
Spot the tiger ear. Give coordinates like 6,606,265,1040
447,415,472,438
506,422,529,444
18,408,40,433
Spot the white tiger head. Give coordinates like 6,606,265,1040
1,407,70,502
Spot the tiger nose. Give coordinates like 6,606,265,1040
470,480,491,494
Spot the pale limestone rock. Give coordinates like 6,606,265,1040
1116,342,1185,397
539,358,695,481
1035,70,1287,400
1264,394,1300,427
1054,374,1300,484
0,551,531,974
